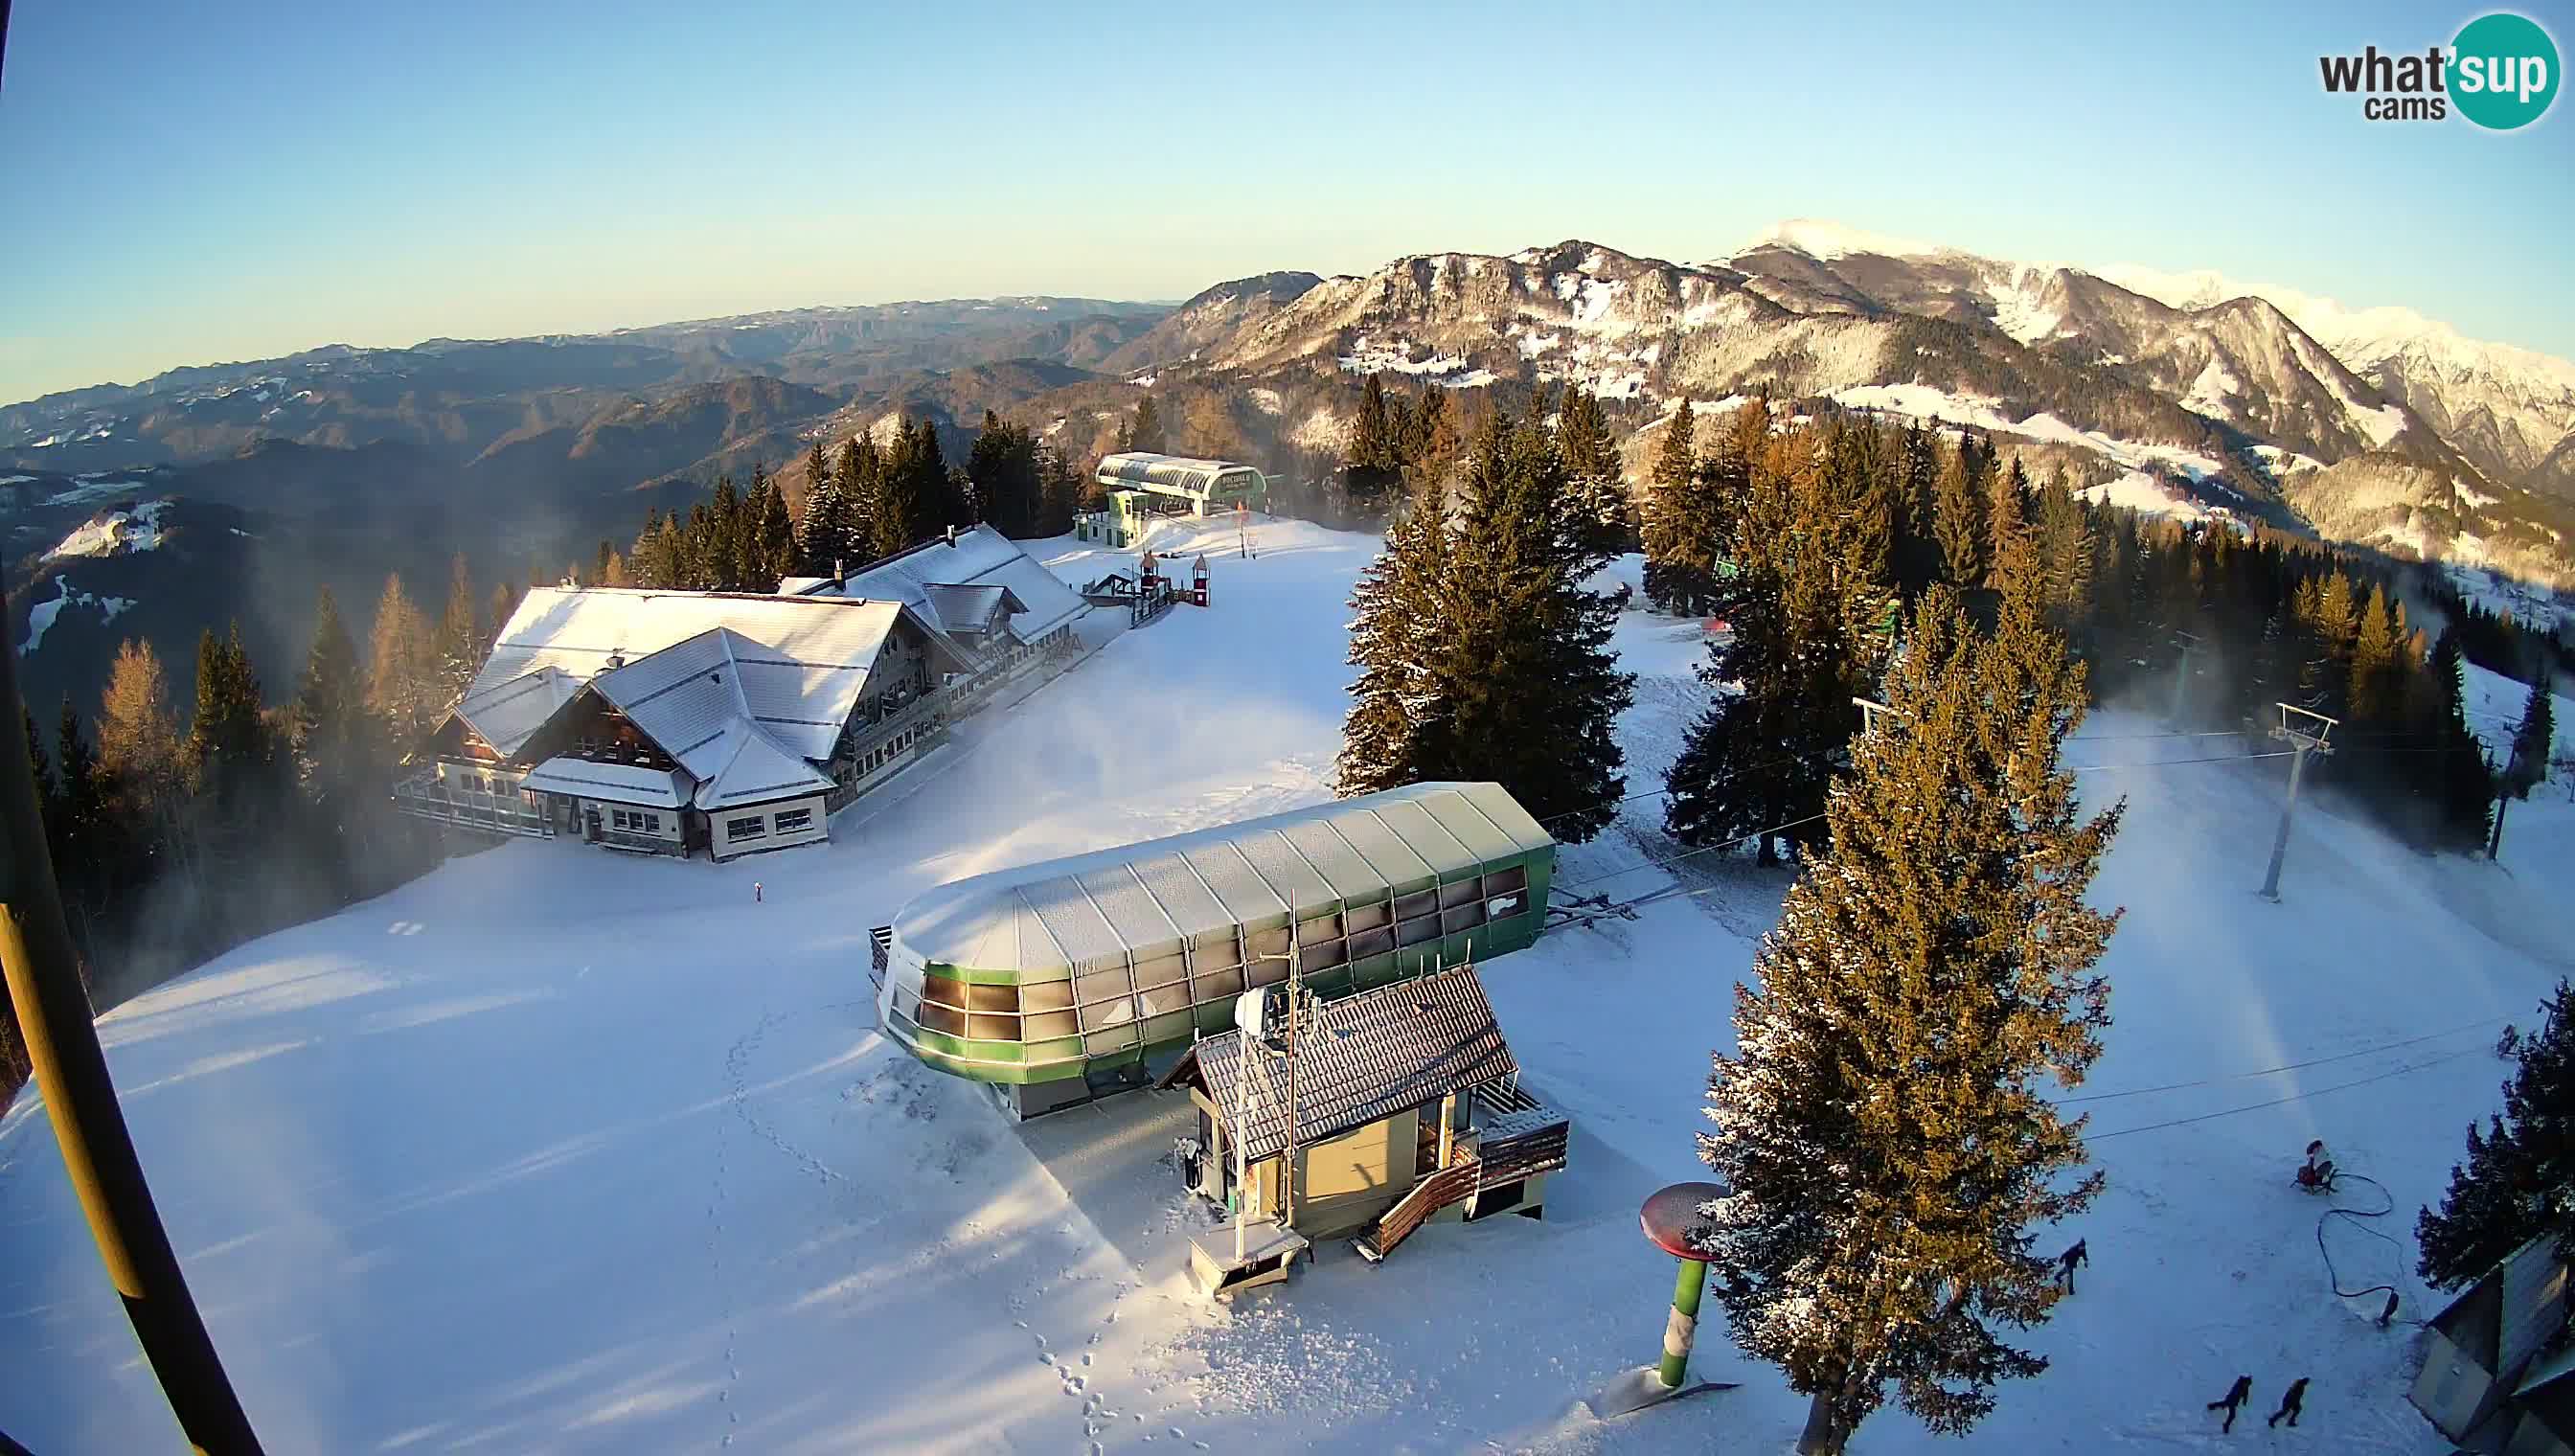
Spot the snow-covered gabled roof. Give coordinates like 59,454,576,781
588,628,838,808
460,588,918,760
520,756,689,808
922,582,1019,636
806,525,1089,647
452,667,583,754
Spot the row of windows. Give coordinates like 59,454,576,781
609,809,664,833
449,772,511,795
900,865,1534,1044
726,814,765,840
775,808,813,834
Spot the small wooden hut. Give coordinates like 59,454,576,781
1160,963,1569,1285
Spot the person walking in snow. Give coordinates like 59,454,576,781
2053,1238,2088,1292
2267,1376,2309,1428
2208,1375,2253,1432
754,880,763,903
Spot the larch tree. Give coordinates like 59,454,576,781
366,573,440,752
433,553,486,700
2347,583,2402,722
1698,582,2122,1455
2419,980,2575,1288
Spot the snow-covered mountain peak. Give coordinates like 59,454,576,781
1734,217,1946,262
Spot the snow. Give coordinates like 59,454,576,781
4,524,2570,1455
45,499,170,560
1986,267,2062,345
43,476,153,509
2458,483,2499,509
1736,217,1942,262
1335,334,1475,379
2462,661,2572,768
16,575,135,654
1831,383,2229,480
2080,469,2209,524
2251,444,2327,476
1247,388,1284,417
1129,373,1157,389
2182,353,2243,419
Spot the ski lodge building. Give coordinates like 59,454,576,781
394,525,1087,861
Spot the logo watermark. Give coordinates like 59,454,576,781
2317,11,2559,128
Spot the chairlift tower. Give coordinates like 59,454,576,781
2258,702,2337,902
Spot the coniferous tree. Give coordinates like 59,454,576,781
2347,584,2402,722
1666,417,1894,864
366,574,440,751
1436,411,1634,839
2420,981,2575,1288
49,696,108,923
1986,459,2036,600
1333,481,1453,797
1557,386,1633,559
291,586,381,872
2427,627,2497,852
2507,673,2558,800
188,623,270,806
433,553,485,698
1931,436,1986,588
1698,582,2121,1455
1341,375,1401,516
750,472,798,587
1123,395,1166,454
1640,398,1698,611
97,639,183,815
2032,478,2095,627
23,702,51,808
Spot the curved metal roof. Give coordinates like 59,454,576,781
888,783,1550,979
1095,452,1266,497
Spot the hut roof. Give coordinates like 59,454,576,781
1164,963,1516,1163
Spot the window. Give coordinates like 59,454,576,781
640,813,661,833
726,815,766,840
774,808,813,834
610,809,630,830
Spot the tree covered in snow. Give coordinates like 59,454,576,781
2420,980,2575,1288
1665,415,1896,865
1332,409,1632,841
1697,582,2122,1455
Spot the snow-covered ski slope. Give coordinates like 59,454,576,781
3,518,2570,1454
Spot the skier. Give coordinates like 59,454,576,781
2053,1239,2088,1292
2267,1376,2309,1428
2207,1374,2253,1432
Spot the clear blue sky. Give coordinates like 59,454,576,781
1,0,2568,405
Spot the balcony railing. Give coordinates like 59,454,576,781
391,771,553,837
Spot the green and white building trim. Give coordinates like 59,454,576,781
871,782,1556,1118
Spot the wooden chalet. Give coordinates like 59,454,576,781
1159,962,1569,1286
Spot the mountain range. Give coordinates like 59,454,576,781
8,223,2569,719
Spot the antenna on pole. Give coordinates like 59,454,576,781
2258,702,2337,902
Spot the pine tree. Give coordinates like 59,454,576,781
709,474,746,589
2032,478,2094,626
1987,459,2037,602
2507,673,2557,800
23,702,51,808
1640,398,1698,611
2420,981,2575,1288
750,473,798,588
50,696,108,921
1333,481,1452,797
872,420,931,558
1698,582,2121,1455
366,574,440,751
433,553,485,699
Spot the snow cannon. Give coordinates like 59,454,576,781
868,782,1557,1120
